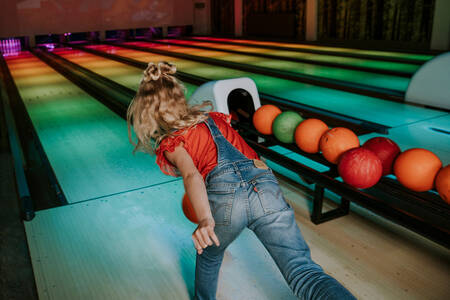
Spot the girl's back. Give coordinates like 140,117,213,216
156,112,258,179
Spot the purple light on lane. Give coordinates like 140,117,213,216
44,43,56,49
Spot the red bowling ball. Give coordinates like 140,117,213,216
362,137,401,176
338,147,383,189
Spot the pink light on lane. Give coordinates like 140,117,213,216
86,44,122,54
52,48,90,57
4,51,33,61
190,36,313,48
156,39,195,45
154,39,245,51
192,37,229,42
124,41,185,50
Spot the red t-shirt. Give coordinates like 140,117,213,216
156,112,259,179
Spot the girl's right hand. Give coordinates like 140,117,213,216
192,217,220,255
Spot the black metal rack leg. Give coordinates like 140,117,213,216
312,185,350,224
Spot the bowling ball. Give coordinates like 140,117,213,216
338,147,383,189
362,137,401,176
435,165,450,204
294,118,329,153
394,148,442,192
182,194,198,224
252,104,282,135
272,111,303,143
319,127,359,164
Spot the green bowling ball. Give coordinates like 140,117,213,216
272,111,303,143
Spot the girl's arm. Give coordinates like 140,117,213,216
164,143,220,254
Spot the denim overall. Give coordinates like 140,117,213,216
194,117,356,300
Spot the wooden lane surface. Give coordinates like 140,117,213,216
278,178,450,300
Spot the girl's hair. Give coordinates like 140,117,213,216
127,61,211,154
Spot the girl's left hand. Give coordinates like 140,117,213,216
192,217,220,255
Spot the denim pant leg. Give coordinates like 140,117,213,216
249,207,356,300
194,226,242,300
194,187,247,300
193,240,224,300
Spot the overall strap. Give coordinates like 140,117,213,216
204,116,248,165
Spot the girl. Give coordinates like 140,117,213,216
127,62,356,300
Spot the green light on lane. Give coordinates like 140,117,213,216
266,50,420,73
128,42,410,92
157,39,421,74
191,37,434,62
20,83,82,104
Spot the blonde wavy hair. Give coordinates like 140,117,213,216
127,61,211,154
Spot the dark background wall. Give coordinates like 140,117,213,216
243,0,307,39
210,0,438,49
318,0,435,46
0,0,194,38
211,0,235,35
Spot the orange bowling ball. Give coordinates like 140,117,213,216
295,119,329,153
394,148,442,192
319,127,359,164
182,194,198,224
252,104,282,135
435,165,450,204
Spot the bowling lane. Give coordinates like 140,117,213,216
25,180,298,300
87,44,445,128
190,37,434,63
123,41,410,93
155,39,420,75
5,52,177,203
51,48,198,97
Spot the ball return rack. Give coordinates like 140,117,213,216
234,122,450,249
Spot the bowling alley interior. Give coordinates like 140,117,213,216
1,1,449,299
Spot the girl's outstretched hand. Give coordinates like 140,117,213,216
192,217,220,255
